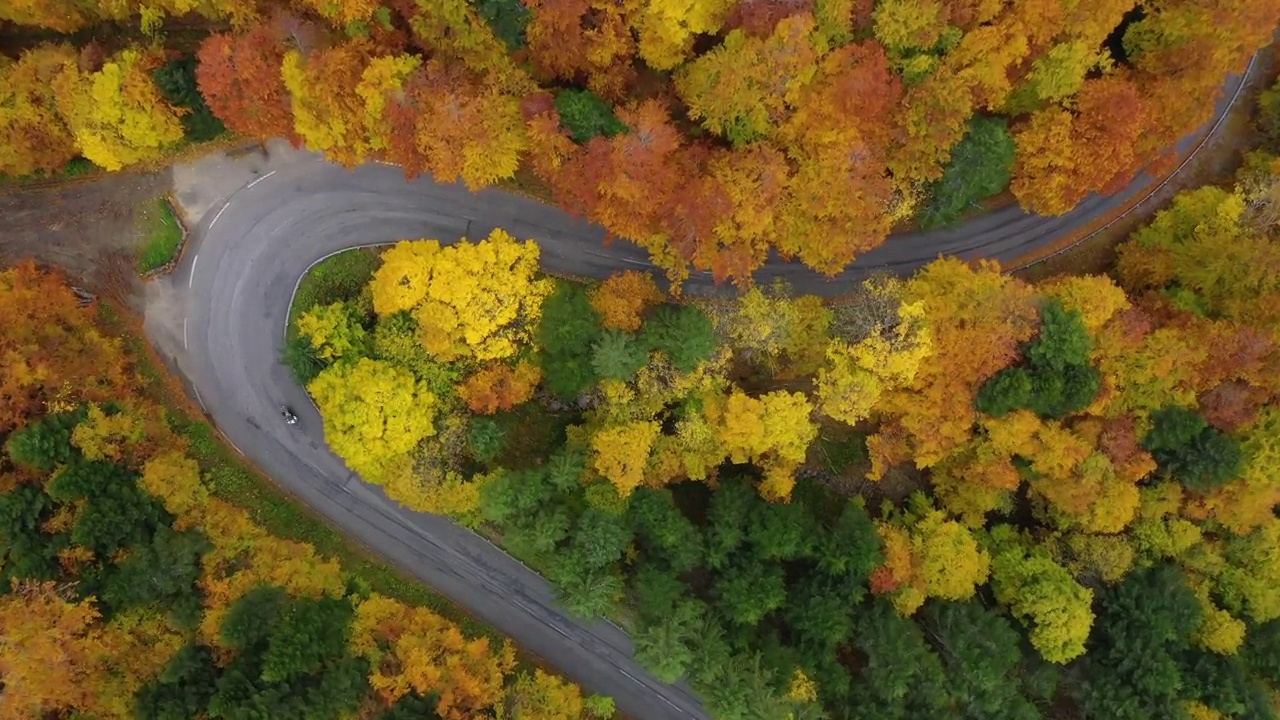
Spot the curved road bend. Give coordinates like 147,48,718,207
153,59,1254,720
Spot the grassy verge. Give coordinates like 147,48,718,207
287,247,383,331
136,197,185,273
283,247,384,385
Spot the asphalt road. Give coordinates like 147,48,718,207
155,56,1254,720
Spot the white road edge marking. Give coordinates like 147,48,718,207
182,318,188,349
193,386,207,414
245,169,276,190
188,253,198,288
208,203,229,229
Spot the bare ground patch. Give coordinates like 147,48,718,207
0,167,171,309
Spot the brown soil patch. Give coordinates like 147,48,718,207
0,167,171,309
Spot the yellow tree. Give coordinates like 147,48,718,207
0,0,97,31
987,525,1095,663
0,44,79,177
297,301,369,361
369,231,553,362
674,14,821,145
350,593,514,719
356,51,423,157
818,298,931,426
140,449,210,520
1188,408,1280,535
282,39,387,166
52,48,185,171
505,668,588,719
0,581,105,720
198,499,347,641
308,357,438,480
707,389,817,501
68,403,140,462
630,0,737,70
872,508,990,616
1214,518,1280,624
590,420,662,498
1039,274,1131,334
294,0,381,29
89,610,186,719
398,0,530,91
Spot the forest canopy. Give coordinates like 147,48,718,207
0,262,614,720
283,132,1280,719
2,0,1278,283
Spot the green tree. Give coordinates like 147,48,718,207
102,526,210,626
45,460,170,556
976,300,1101,419
466,416,506,464
212,587,369,720
849,600,953,719
813,498,883,583
1074,564,1201,720
785,575,856,651
749,499,818,562
1142,406,1245,492
554,566,624,620
1242,620,1280,686
5,408,86,471
475,0,530,52
0,483,64,585
536,284,604,399
591,329,649,382
554,89,627,144
281,333,324,385
1027,300,1094,369
634,599,702,683
975,368,1034,417
640,304,717,372
134,644,220,720
569,508,632,571
920,600,1043,720
703,477,762,570
626,488,703,572
1257,77,1280,152
629,560,691,620
918,117,1015,229
714,553,786,626
151,54,225,142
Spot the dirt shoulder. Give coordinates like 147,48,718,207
1013,46,1279,282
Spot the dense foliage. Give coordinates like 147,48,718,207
3,0,1277,283
0,263,612,720
291,139,1280,718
